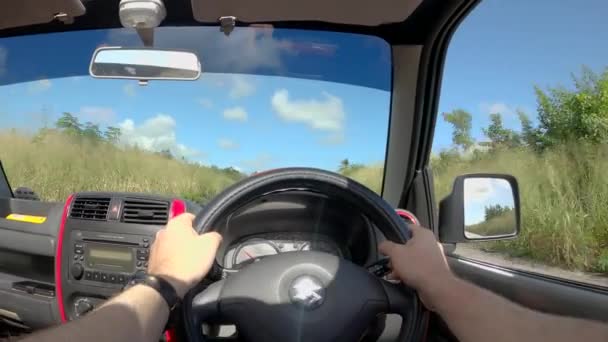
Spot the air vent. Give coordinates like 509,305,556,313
70,197,111,221
122,198,169,225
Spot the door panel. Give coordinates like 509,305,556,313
448,255,608,321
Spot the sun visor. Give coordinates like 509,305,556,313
191,0,421,26
0,0,85,30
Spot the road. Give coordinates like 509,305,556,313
454,244,608,288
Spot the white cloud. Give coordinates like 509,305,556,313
28,78,52,94
217,138,239,150
464,178,495,203
479,102,515,116
118,114,200,159
271,89,345,132
123,83,136,97
464,178,512,204
223,107,248,122
79,106,116,124
0,46,7,77
106,27,290,73
198,98,213,109
240,153,273,172
229,75,255,99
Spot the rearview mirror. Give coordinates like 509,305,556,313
438,174,520,243
89,47,201,81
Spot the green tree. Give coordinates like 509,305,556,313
55,112,82,136
484,204,512,221
443,109,474,151
517,110,540,149
338,159,350,173
104,126,121,143
534,66,608,148
483,113,521,149
82,122,103,141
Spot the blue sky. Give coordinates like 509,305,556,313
464,178,514,226
1,0,607,174
434,0,608,151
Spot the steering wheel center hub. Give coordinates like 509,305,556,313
288,275,326,310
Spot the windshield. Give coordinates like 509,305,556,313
0,27,391,203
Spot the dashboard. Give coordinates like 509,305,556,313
0,189,383,332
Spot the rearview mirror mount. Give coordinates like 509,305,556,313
438,174,520,243
89,47,201,81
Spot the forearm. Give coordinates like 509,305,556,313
22,285,169,342
434,275,608,342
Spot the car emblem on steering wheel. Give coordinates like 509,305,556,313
288,275,326,310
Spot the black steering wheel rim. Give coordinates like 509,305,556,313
183,167,426,342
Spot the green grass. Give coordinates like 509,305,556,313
345,145,608,274
430,144,608,273
0,131,241,203
2,130,607,274
466,212,516,237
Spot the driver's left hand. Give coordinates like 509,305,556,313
147,213,222,298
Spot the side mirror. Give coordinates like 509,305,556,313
438,174,520,243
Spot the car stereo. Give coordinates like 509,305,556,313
70,231,151,287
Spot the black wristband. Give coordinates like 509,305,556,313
141,275,180,310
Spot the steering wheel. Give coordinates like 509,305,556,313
183,168,426,342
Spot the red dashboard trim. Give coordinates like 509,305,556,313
169,199,186,218
55,194,74,323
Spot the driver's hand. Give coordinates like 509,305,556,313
147,213,222,298
378,224,453,310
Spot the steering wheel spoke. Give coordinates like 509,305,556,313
191,279,225,325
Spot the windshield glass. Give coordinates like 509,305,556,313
0,27,391,203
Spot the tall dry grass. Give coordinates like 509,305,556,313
2,130,606,272
431,144,608,273
0,131,240,203
345,145,608,273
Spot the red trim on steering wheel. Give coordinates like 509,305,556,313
395,209,420,226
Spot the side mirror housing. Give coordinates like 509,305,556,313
438,174,520,243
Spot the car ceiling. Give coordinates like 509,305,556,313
0,0,460,45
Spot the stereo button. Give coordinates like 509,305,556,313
101,273,109,282
84,271,93,280
118,275,126,284
71,263,84,280
93,272,101,281
109,274,117,283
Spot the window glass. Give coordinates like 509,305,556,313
0,27,391,202
433,0,608,287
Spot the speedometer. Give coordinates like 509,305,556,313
299,240,340,256
232,239,279,267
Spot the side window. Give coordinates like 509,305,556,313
433,0,608,287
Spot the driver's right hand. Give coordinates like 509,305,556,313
379,224,454,310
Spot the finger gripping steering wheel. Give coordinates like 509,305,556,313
183,168,425,342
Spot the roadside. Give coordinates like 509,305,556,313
454,244,608,288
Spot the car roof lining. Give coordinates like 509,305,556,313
0,0,85,30
0,0,452,46
191,0,422,27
